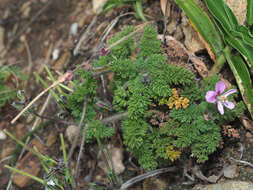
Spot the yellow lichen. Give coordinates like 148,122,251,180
166,146,181,161
182,98,190,109
157,88,190,109
172,88,179,98
166,88,190,109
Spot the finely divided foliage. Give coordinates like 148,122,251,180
68,25,245,170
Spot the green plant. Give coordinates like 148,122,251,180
103,0,147,21
74,25,245,170
66,68,115,141
174,0,253,118
0,66,24,108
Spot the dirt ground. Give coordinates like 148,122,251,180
0,0,253,190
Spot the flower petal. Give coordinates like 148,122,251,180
223,89,237,97
205,91,217,103
223,101,235,109
217,101,224,115
216,81,226,95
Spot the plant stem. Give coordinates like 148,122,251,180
209,52,226,76
96,135,119,187
75,124,88,179
4,129,56,165
67,98,87,160
60,133,75,187
134,0,147,22
101,112,128,124
5,165,46,185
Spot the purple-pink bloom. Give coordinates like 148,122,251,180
96,103,103,108
205,81,237,115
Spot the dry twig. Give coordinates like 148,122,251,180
230,157,253,168
120,167,177,190
67,99,87,161
11,72,71,124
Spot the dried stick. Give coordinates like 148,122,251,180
230,157,253,168
73,16,97,56
74,124,88,179
105,22,150,51
101,112,128,124
67,99,87,161
120,167,176,190
23,38,33,81
31,111,74,125
11,72,71,124
100,12,135,44
72,112,128,177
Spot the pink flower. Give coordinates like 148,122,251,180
205,81,237,115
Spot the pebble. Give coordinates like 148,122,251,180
193,181,253,190
52,49,60,60
65,125,81,144
224,165,239,179
70,22,78,35
98,144,125,175
0,130,6,140
246,132,253,138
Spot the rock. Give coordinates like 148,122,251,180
224,165,239,179
143,177,168,190
12,152,41,188
246,132,253,139
92,0,108,14
12,139,46,188
98,144,125,175
20,1,32,18
0,130,6,140
16,123,28,139
193,181,253,190
46,130,58,147
30,139,47,155
65,125,81,144
1,145,15,159
207,175,219,183
70,22,78,35
242,115,253,134
181,14,205,53
52,49,60,61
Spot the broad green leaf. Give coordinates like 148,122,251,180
230,26,253,47
205,0,238,33
103,0,123,12
134,0,146,22
174,0,224,57
225,34,253,68
222,0,239,27
247,0,253,27
223,47,253,118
